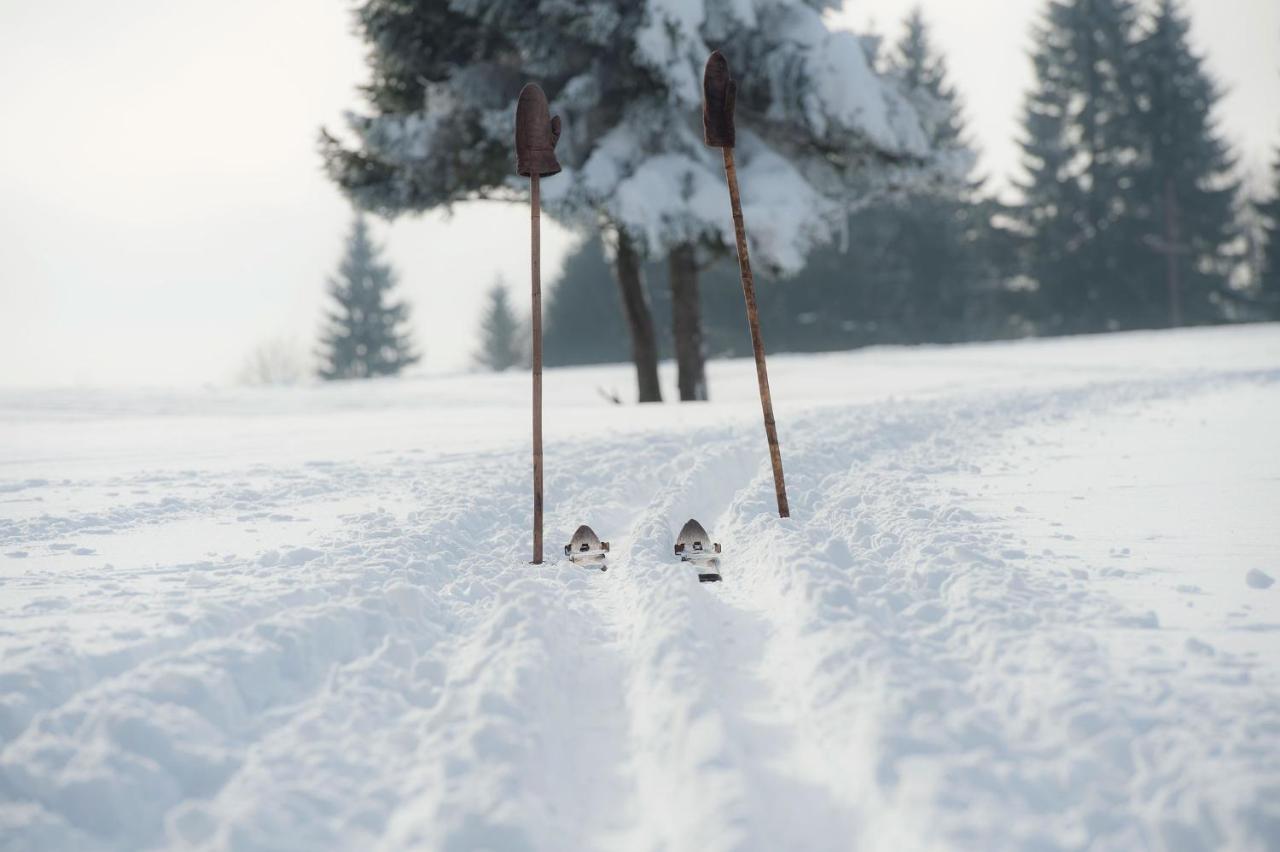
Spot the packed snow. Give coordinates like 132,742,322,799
1,325,1278,850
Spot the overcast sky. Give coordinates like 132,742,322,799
1,0,1276,388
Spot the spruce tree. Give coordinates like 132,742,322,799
882,8,993,342
1015,0,1142,333
895,8,967,153
1131,0,1239,327
473,279,524,372
317,215,420,380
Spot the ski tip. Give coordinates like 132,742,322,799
698,573,722,583
675,519,720,557
566,524,602,551
680,516,711,537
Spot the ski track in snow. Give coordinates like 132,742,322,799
1,329,1279,850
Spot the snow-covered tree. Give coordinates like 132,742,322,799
317,215,420,380
474,279,525,371
1130,0,1239,327
322,1,666,401
323,0,951,401
548,4,947,399
1014,0,1143,333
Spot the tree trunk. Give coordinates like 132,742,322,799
612,228,662,403
668,242,707,401
1163,178,1183,328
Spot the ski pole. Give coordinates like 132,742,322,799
515,83,563,562
702,51,790,518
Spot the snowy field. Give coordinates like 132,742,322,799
1,325,1278,851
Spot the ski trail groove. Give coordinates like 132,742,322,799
711,373,1280,849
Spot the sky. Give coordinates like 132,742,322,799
0,0,1276,388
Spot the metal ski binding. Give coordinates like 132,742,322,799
565,524,609,571
674,519,722,582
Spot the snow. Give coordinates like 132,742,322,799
2,324,1279,850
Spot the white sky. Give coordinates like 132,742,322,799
1,0,1276,388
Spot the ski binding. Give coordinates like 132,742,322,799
674,518,722,582
565,524,609,571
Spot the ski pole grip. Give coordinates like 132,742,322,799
515,83,562,178
703,50,737,149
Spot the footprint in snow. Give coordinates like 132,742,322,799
1245,568,1274,590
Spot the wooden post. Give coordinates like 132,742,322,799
531,173,544,564
722,148,789,518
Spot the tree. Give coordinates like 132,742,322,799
1260,148,1280,318
707,8,1000,349
895,7,967,152
323,1,950,402
542,8,1039,365
552,8,948,400
240,339,306,386
317,215,419,380
1014,0,1143,333
878,8,992,342
1130,0,1239,327
322,0,665,400
473,279,524,371
545,234,637,367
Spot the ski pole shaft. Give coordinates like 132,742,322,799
722,148,789,518
531,173,544,563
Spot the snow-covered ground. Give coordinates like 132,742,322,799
2,325,1278,851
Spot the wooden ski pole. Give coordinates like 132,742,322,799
515,83,562,563
531,172,543,563
722,148,789,518
703,51,790,518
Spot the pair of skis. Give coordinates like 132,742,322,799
520,49,791,566
564,520,722,583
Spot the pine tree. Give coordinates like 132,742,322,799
317,215,420,380
880,8,993,342
473,279,524,372
1014,0,1143,333
1131,0,1239,327
895,7,967,153
1260,149,1280,318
